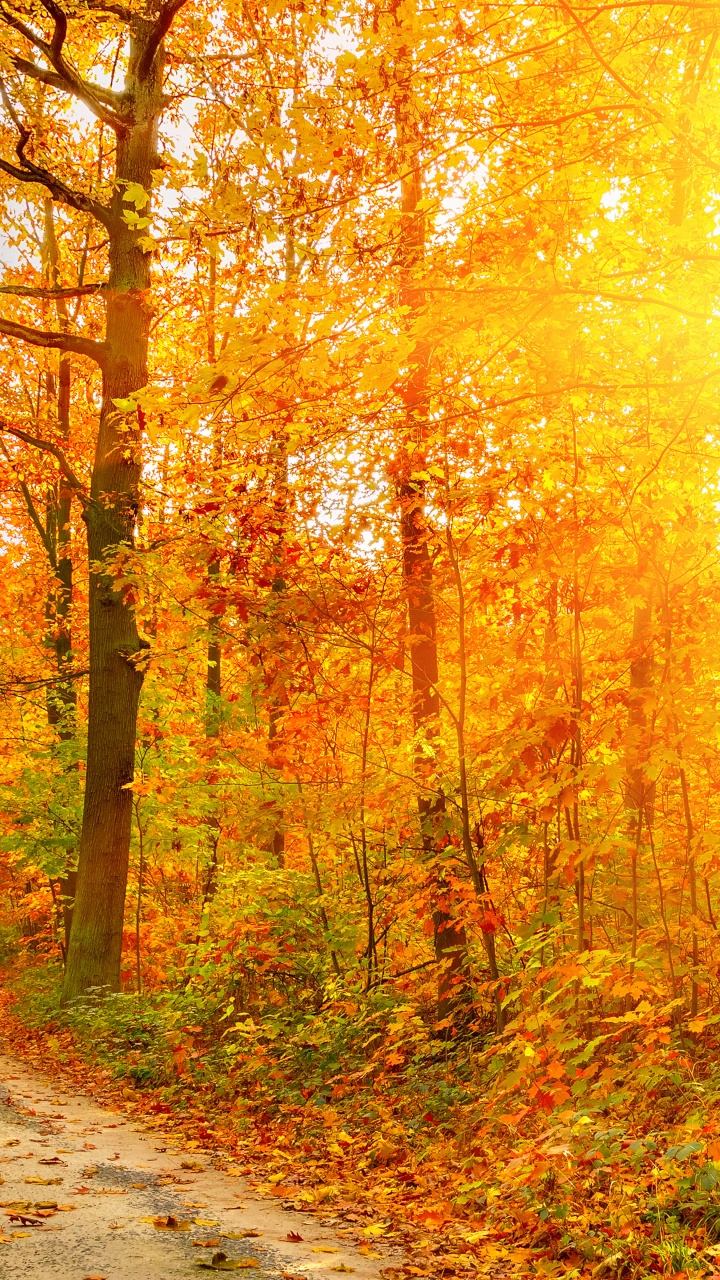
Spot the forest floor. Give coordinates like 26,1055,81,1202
0,1050,391,1280
4,973,720,1279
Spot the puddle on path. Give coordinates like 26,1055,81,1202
0,1057,385,1280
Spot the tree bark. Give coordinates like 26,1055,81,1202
62,17,175,1000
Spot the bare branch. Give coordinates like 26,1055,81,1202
0,420,86,494
0,282,106,298
0,666,88,695
0,315,109,367
137,0,189,81
0,0,126,129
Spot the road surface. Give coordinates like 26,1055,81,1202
0,1053,386,1280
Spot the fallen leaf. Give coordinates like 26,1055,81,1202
222,1231,262,1240
313,1247,341,1253
193,1239,222,1248
24,1178,63,1186
142,1215,191,1231
330,1268,356,1275
194,1218,221,1226
195,1251,260,1271
286,1231,303,1242
38,1158,67,1166
130,1183,147,1189
182,1160,205,1171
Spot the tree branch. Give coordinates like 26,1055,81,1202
240,0,279,119
0,421,86,495
0,437,54,560
0,282,105,298
83,0,133,17
20,476,55,560
137,0,189,81
0,315,109,368
0,156,108,223
0,666,89,695
11,53,122,112
0,0,127,129
0,75,112,223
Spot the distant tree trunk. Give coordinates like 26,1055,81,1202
43,203,78,955
624,550,654,968
392,14,467,1024
263,420,290,868
5,199,81,958
262,225,298,869
203,249,222,906
626,552,655,829
205,250,223,736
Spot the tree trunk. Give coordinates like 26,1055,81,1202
201,250,223,911
262,224,297,869
392,14,467,1024
623,551,654,975
62,26,167,1001
43,201,78,953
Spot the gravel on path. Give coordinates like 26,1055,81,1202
0,1052,387,1280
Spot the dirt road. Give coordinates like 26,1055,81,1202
0,1053,387,1280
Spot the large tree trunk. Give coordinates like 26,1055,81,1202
62,27,165,1001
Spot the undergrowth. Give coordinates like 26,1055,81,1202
8,952,720,1277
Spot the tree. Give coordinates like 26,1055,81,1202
0,0,189,999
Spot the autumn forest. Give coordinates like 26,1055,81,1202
1,0,720,1276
